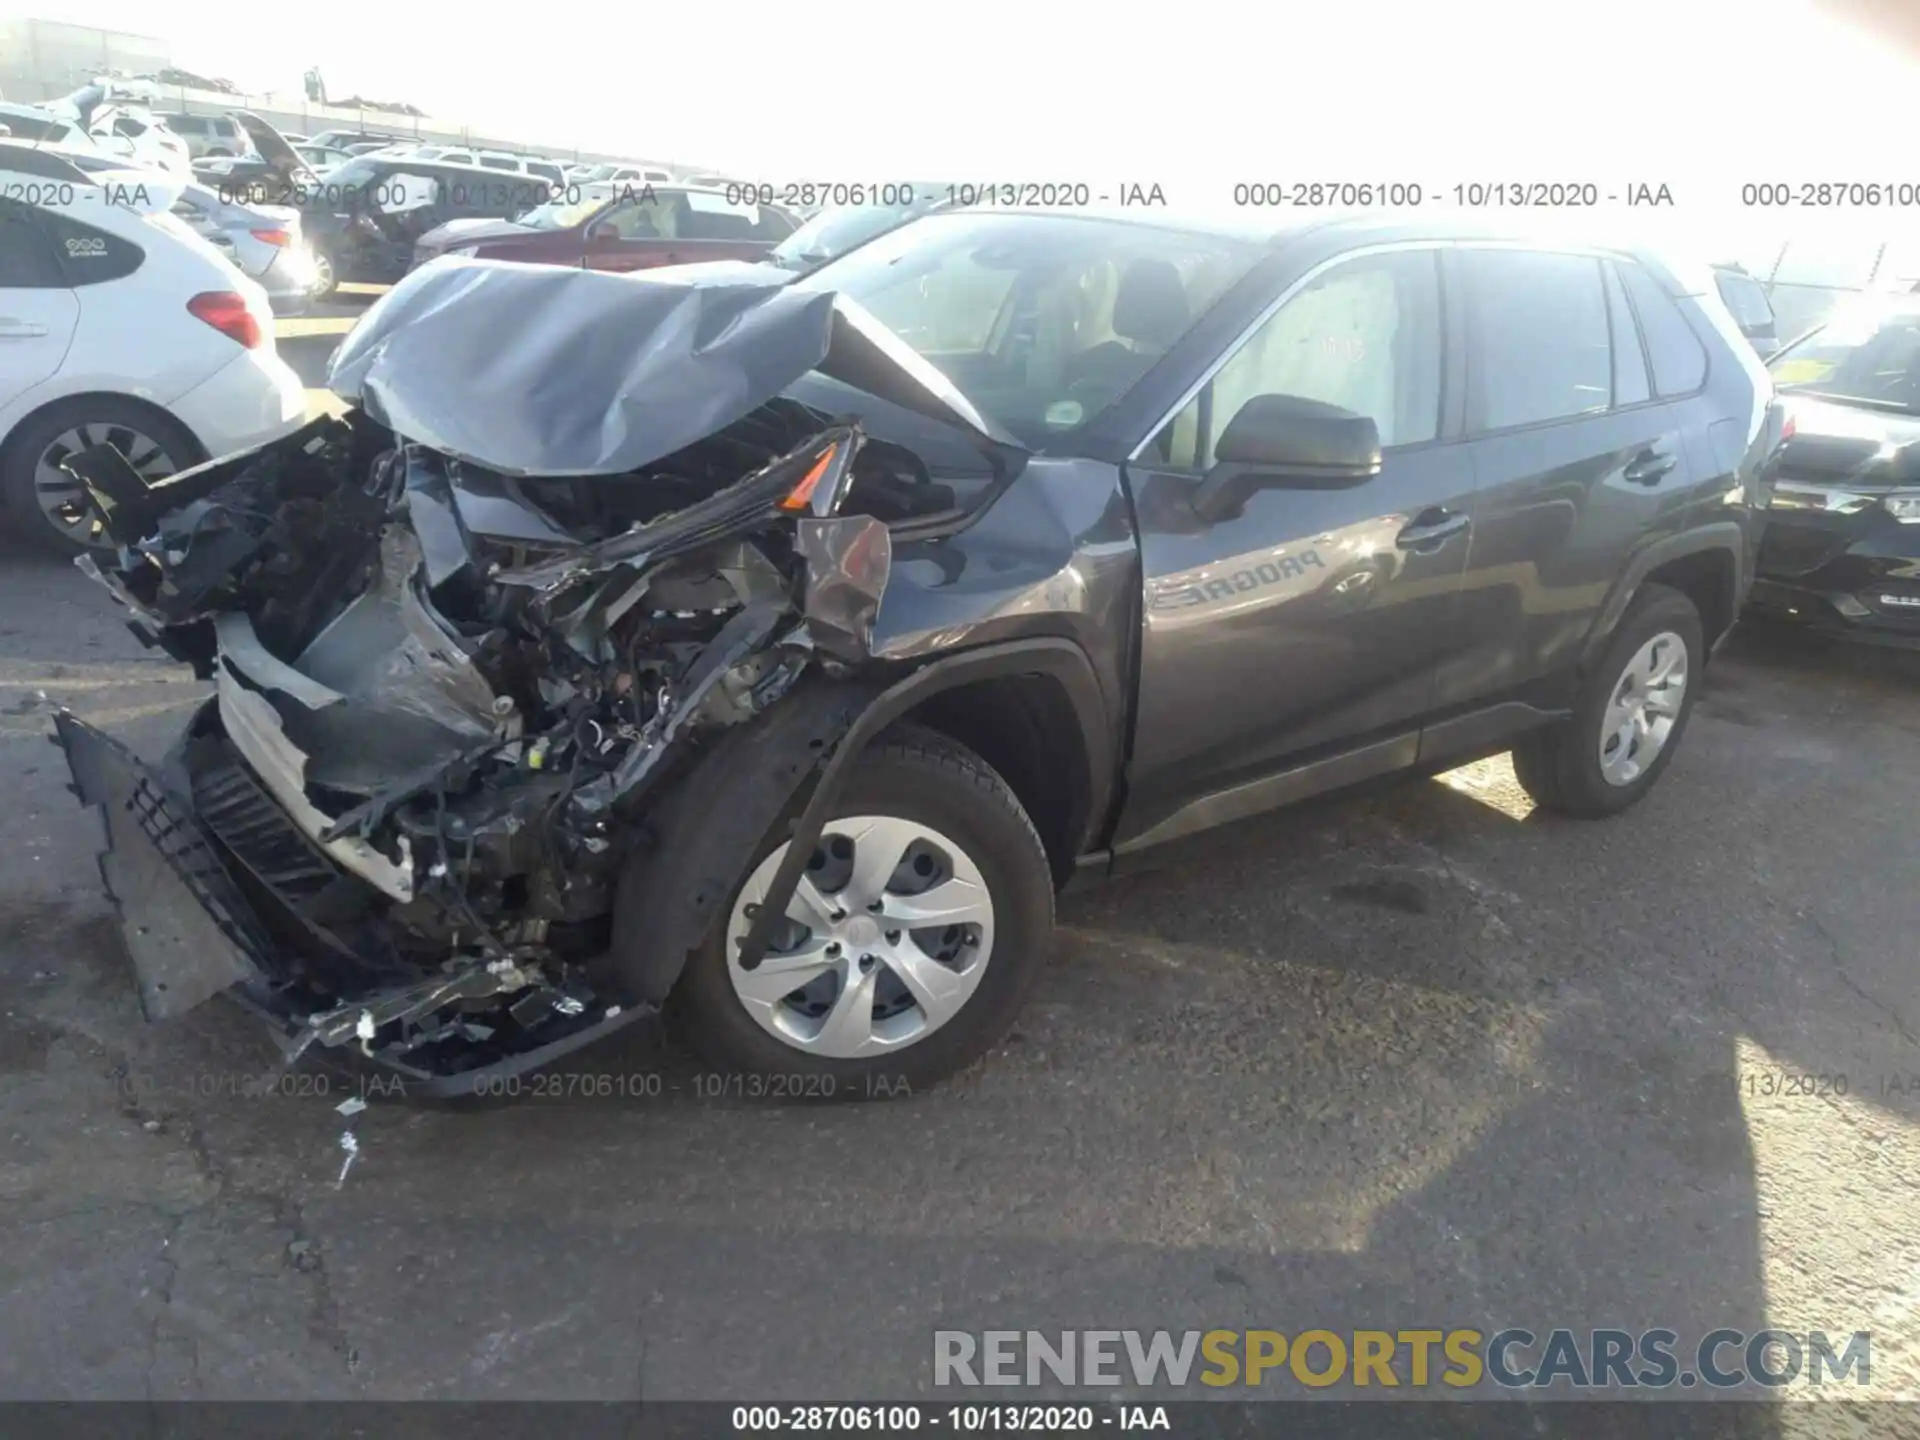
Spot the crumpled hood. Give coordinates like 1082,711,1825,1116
326,256,1019,477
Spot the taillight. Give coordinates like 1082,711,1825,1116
249,228,291,247
187,290,262,349
1780,409,1796,442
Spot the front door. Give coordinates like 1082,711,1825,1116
1116,246,1477,852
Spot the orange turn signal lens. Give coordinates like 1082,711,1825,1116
779,444,838,512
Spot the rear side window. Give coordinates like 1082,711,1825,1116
1464,249,1611,431
0,199,67,287
1603,262,1651,406
681,193,774,240
1620,263,1708,396
1714,269,1773,332
36,208,145,285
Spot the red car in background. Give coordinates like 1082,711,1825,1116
409,183,801,273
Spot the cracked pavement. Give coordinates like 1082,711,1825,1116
0,315,1916,1422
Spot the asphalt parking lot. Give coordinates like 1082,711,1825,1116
0,294,1915,1422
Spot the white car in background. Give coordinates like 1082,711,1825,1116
0,144,306,554
1,85,193,177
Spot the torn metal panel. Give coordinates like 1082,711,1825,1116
397,447,476,591
797,515,891,662
291,533,504,757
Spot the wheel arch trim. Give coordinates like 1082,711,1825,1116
734,637,1112,970
1580,522,1746,671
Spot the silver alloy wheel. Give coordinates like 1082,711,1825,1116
34,422,184,546
725,814,996,1058
1598,630,1689,787
311,250,335,295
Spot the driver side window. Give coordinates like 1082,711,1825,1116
1149,249,1443,471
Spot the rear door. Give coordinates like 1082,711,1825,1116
1116,245,1478,849
1444,246,1696,714
0,200,81,407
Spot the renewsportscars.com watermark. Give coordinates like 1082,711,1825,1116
933,1329,1872,1391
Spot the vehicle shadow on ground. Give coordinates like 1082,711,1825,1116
2,566,1913,1417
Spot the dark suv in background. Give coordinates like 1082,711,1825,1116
1751,290,1920,646
58,212,1778,1098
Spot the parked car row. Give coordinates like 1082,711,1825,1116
0,85,191,176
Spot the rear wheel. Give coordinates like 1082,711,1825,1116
1,398,203,556
672,729,1054,1097
1511,583,1703,817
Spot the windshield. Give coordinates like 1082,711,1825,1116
1769,297,1920,414
774,203,925,269
1715,271,1773,333
795,211,1263,448
320,158,381,189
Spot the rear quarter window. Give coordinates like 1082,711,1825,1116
35,208,145,286
0,199,68,287
1714,271,1773,331
1620,263,1709,396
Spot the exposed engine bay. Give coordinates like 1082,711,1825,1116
54,262,1017,1092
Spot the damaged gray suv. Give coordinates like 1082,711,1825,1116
55,211,1780,1098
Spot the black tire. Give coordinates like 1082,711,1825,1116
1,398,204,557
1511,583,1704,818
672,727,1054,1098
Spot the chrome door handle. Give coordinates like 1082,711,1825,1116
1625,446,1677,485
1395,509,1469,551
0,320,49,339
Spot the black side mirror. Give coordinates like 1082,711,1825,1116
1190,394,1383,524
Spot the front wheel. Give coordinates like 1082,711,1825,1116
1,398,203,556
1511,583,1704,817
672,729,1055,1097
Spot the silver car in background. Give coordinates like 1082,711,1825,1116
171,182,319,315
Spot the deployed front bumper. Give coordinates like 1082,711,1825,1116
53,708,657,1098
